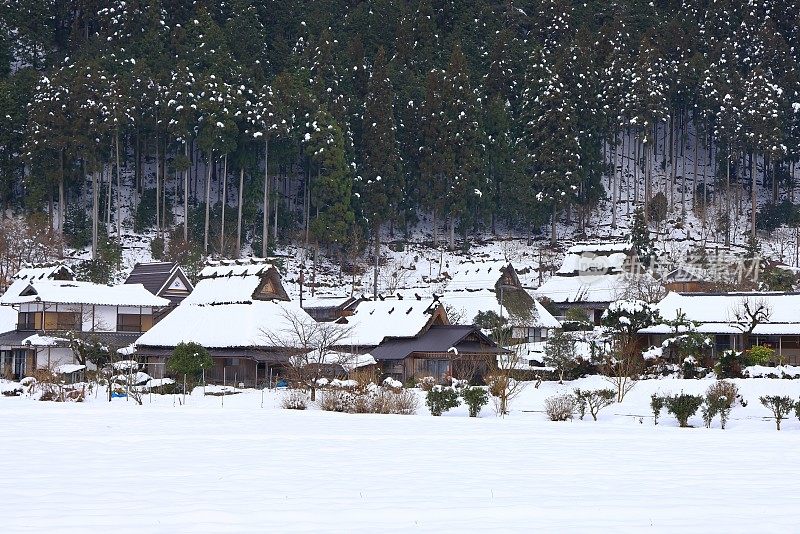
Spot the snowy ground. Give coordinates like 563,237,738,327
2,376,799,532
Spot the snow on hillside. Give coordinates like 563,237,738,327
0,376,798,532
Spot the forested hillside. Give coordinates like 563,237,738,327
1,0,800,277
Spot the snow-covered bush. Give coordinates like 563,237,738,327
417,376,436,391
544,394,575,421
702,381,740,429
281,391,309,410
665,394,704,427
573,388,615,421
318,390,355,412
391,389,419,415
759,395,796,431
383,377,403,393
461,386,489,417
716,350,746,379
426,386,460,416
682,357,698,379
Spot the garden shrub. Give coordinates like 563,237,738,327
759,395,796,431
461,386,489,417
318,390,355,412
702,381,740,429
665,393,704,427
426,386,460,416
544,394,575,421
715,350,746,379
573,388,615,421
417,376,436,392
682,356,698,379
746,345,773,366
281,391,309,410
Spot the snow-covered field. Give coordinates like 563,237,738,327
2,377,799,533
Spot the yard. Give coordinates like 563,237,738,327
1,377,799,532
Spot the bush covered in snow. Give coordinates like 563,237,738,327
716,350,747,379
544,394,575,421
318,390,355,412
417,376,436,391
281,391,309,410
426,386,460,416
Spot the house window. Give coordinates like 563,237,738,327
18,312,41,331
526,328,548,343
424,359,450,381
13,349,27,378
715,335,731,353
55,312,80,330
226,358,240,367
117,314,143,332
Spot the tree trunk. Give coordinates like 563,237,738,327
204,153,212,255
92,167,99,260
115,129,121,239
220,154,227,254
183,143,189,242
262,137,270,257
58,149,65,236
550,201,557,247
155,133,161,238
611,133,618,229
237,167,244,257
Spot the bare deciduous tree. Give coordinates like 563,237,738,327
262,309,355,401
729,297,771,350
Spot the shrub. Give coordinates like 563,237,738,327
543,332,578,383
544,394,576,421
665,393,704,427
426,386,461,416
417,376,436,391
759,395,795,431
167,342,213,388
702,381,739,429
382,376,403,393
318,390,355,412
392,389,419,415
281,391,309,410
461,386,489,417
682,356,698,380
715,350,745,379
573,388,615,421
746,345,773,366
648,191,668,223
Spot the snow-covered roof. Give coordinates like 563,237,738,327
136,260,306,349
54,364,85,374
11,264,74,282
556,243,632,276
136,300,311,349
535,274,630,305
338,297,442,346
640,292,800,335
531,300,561,329
0,281,170,307
199,258,275,279
21,334,66,347
440,289,510,324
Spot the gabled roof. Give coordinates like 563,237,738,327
124,262,193,302
640,291,800,335
0,281,170,307
556,242,634,276
136,258,305,349
535,274,630,305
336,296,447,346
12,263,75,282
368,325,505,361
0,306,16,335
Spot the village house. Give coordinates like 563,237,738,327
535,242,642,325
0,278,169,379
639,291,800,365
0,262,75,296
336,295,506,383
134,258,313,386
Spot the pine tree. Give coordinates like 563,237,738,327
360,46,400,295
